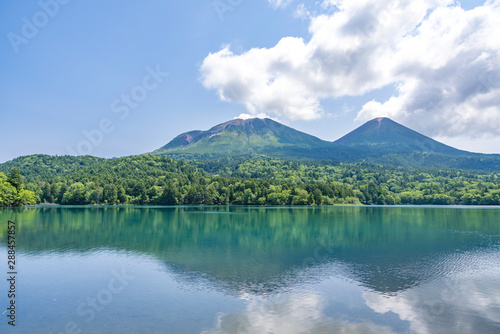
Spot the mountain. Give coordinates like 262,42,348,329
334,117,467,155
153,117,500,171
153,118,331,156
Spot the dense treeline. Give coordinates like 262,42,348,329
30,155,357,206
160,149,500,172
208,159,500,205
0,168,36,207
1,155,499,206
0,154,104,182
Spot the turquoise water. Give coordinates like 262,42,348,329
1,206,499,333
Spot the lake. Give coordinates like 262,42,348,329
1,206,499,333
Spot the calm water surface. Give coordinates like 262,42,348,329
0,206,499,333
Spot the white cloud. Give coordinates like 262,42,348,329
267,0,294,9
201,0,500,138
201,38,323,121
235,112,273,120
356,1,500,138
293,3,311,19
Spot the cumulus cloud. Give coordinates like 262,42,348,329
200,0,500,137
356,1,500,137
201,38,323,121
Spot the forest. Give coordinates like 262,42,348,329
1,154,499,207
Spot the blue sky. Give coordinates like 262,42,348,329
0,0,498,163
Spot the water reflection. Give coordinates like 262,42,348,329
0,206,499,333
364,250,500,334
3,206,498,293
202,291,397,334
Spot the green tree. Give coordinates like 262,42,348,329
313,189,323,205
0,171,36,207
158,185,180,205
103,184,118,204
0,173,17,206
117,186,127,204
7,168,23,190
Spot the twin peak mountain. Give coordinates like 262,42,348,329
152,117,499,170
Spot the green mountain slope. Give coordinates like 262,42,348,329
0,155,105,182
335,117,467,155
153,118,331,156
0,154,203,184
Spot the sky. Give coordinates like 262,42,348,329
1,0,499,163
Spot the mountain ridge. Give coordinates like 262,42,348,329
152,117,500,171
